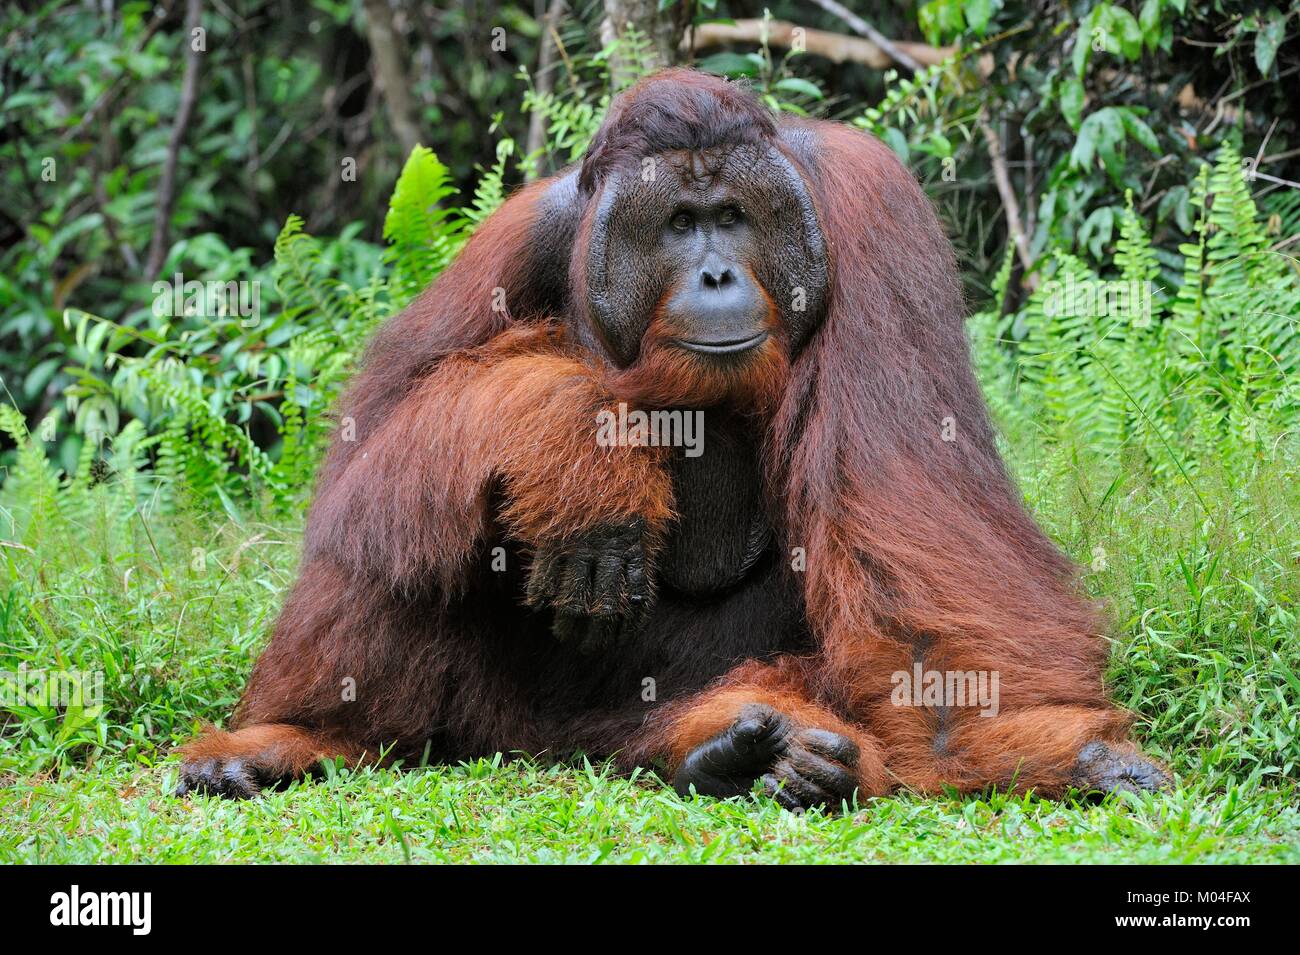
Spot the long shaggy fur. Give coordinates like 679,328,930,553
179,69,1144,801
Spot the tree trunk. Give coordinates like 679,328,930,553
362,0,422,158
525,0,567,178
600,0,688,88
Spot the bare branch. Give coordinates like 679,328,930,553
806,0,924,72
1250,170,1300,190
688,18,954,70
144,0,204,281
979,117,1038,289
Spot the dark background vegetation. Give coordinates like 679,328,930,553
1,3,1298,862
3,1,1297,460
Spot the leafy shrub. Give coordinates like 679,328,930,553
972,142,1299,477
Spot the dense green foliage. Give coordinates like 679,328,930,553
1,1,1297,863
7,2,1297,456
855,1,1299,295
973,143,1300,473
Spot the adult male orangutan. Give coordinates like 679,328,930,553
176,69,1168,808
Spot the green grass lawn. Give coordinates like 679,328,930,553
4,758,1298,863
0,427,1297,864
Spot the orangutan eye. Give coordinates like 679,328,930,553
718,206,739,226
670,211,693,231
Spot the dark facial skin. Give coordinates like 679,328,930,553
583,143,829,369
659,194,770,355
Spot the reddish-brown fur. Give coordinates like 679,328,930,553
308,323,676,593
179,69,1151,802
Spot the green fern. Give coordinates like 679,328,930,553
273,214,353,328
974,147,1300,478
383,146,469,306
465,136,516,225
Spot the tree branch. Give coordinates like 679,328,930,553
979,117,1038,289
688,18,954,70
601,0,689,86
807,0,924,72
144,0,203,281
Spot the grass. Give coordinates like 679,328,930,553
0,419,1297,863
5,758,1299,864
